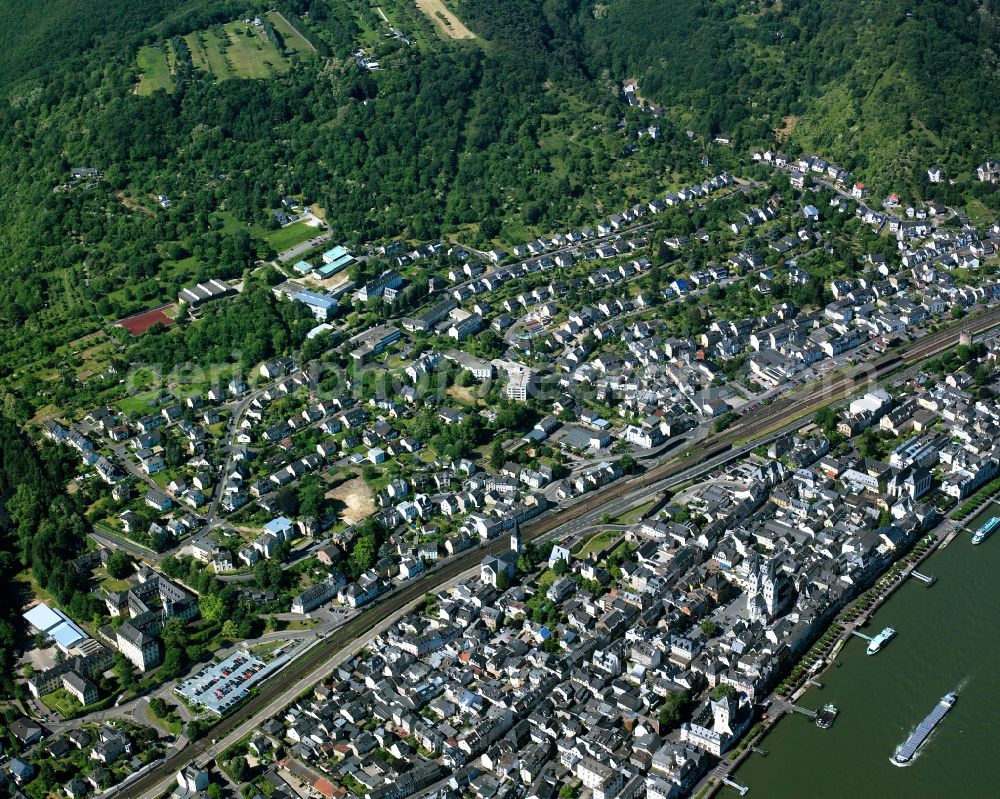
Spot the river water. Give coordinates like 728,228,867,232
727,504,1000,798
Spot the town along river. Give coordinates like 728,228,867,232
726,506,1000,798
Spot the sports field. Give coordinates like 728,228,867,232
116,304,176,336
264,219,322,252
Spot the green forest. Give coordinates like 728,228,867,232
572,0,1000,185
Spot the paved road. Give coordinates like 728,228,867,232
90,528,160,562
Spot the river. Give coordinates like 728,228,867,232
726,503,1000,798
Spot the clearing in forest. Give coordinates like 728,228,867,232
414,0,476,40
136,44,173,94
265,11,315,54
138,19,293,88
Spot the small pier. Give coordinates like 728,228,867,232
751,746,769,757
850,630,872,642
806,679,823,688
722,777,750,795
910,571,937,586
789,704,817,719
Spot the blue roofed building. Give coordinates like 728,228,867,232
293,260,313,275
317,245,355,278
264,516,295,540
8,758,34,786
292,289,338,321
24,603,89,652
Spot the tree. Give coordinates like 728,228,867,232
859,428,879,458
161,646,185,679
221,619,240,641
229,756,250,783
657,689,691,730
711,683,739,701
488,439,505,471
479,217,501,240
700,619,718,637
276,487,299,517
495,568,510,591
207,784,224,799
113,652,138,692
149,697,170,718
35,760,58,794
298,476,325,518
348,530,379,579
106,549,132,579
813,404,838,434
199,592,226,623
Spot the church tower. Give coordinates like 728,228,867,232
510,527,521,556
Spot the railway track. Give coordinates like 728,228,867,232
118,306,1000,798
719,305,1000,443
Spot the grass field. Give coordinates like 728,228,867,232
614,499,656,525
265,11,314,54
223,22,289,78
282,618,320,631
136,44,173,95
263,220,320,252
41,688,82,718
119,390,160,415
137,20,292,87
573,529,622,560
99,574,134,592
189,28,231,76
143,702,183,735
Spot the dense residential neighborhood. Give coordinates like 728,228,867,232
6,129,1000,799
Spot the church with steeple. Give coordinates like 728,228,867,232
746,552,789,624
479,528,521,587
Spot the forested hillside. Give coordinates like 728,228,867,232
570,0,1000,188
0,0,243,90
0,0,684,389
0,0,999,405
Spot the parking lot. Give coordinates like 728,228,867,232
176,649,290,715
